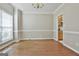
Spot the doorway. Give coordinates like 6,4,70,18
58,15,63,41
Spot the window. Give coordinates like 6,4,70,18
0,9,2,42
0,9,13,44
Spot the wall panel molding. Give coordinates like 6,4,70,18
64,31,79,34
21,38,53,40
14,30,54,32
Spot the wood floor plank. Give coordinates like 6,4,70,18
0,39,79,56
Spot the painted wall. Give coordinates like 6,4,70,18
63,3,79,52
23,14,53,39
53,3,79,52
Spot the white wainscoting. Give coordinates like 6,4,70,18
17,30,53,40
62,31,79,53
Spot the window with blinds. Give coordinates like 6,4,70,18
0,3,14,44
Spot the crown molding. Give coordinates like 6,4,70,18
53,3,64,14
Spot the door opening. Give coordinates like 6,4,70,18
58,15,63,41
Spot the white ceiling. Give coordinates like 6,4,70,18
12,3,62,14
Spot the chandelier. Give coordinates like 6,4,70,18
32,3,44,9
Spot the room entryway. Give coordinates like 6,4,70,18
58,15,63,41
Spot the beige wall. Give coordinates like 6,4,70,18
63,3,79,52
23,14,53,30
23,14,53,39
53,3,79,52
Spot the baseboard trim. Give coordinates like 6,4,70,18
15,40,20,42
60,42,79,54
53,38,58,41
0,40,15,50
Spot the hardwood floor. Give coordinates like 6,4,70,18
0,39,79,56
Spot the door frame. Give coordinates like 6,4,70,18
56,12,64,41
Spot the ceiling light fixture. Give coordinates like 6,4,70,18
32,3,44,9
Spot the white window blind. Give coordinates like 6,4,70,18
0,3,14,44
